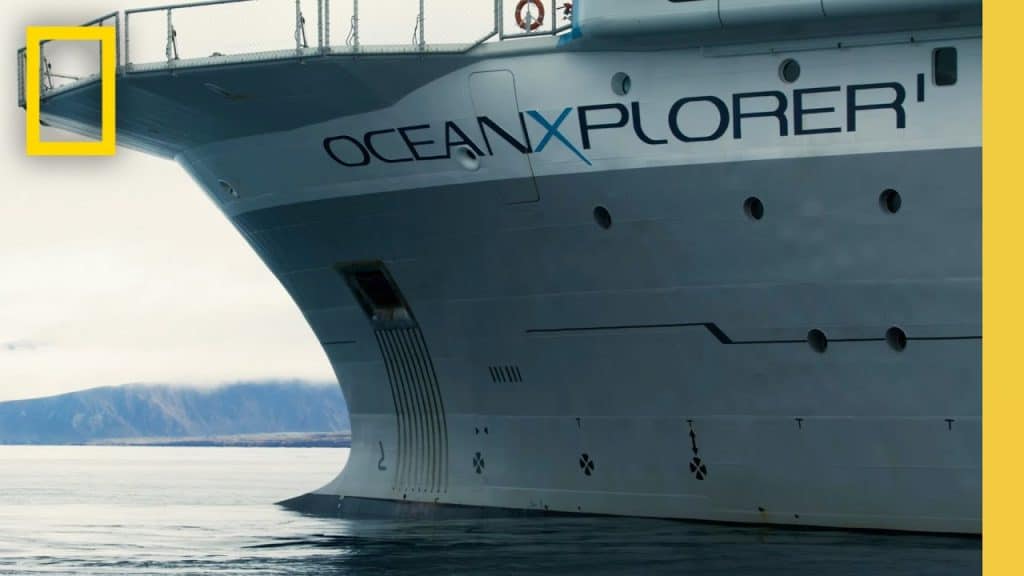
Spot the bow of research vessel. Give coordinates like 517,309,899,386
19,0,981,533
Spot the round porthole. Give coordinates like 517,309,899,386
593,206,613,230
217,179,239,199
779,59,801,83
453,145,481,172
879,189,902,214
807,329,828,354
611,72,632,96
886,326,908,351
744,197,765,221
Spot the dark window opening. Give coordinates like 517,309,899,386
934,47,958,87
807,329,828,354
341,263,414,326
612,72,632,96
594,206,613,229
779,59,801,84
744,197,765,221
880,189,902,214
886,326,908,352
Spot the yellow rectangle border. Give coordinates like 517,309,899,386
25,26,116,156
984,1,1020,574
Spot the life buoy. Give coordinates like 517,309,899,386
515,0,546,31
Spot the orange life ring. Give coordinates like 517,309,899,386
515,0,546,31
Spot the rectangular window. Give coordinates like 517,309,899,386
934,47,958,86
339,263,414,327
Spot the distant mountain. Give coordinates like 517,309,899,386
0,381,349,445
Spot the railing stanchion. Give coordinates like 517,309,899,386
295,0,303,51
323,0,330,52
115,13,122,73
165,8,179,62
499,0,507,40
418,0,425,51
17,49,26,108
124,11,131,73
39,43,51,93
353,0,360,52
317,0,323,52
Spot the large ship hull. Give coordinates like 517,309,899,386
254,147,980,534
31,4,981,533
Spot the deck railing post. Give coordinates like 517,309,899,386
165,8,179,62
419,0,425,50
498,0,505,39
323,0,330,51
295,0,303,50
124,11,131,72
115,12,122,72
17,49,26,108
353,0,359,51
39,43,51,93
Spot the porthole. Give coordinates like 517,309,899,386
611,72,631,96
594,205,613,229
217,179,239,199
744,197,765,221
886,326,908,352
807,329,828,354
879,189,902,214
779,59,801,83
453,145,481,172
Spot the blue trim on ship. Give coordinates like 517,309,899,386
559,0,583,46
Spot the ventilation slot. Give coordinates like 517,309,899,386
488,365,523,383
376,326,448,494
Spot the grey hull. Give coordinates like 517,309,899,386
247,148,980,533
26,14,981,532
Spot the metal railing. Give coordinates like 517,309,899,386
124,0,325,72
18,0,573,105
17,11,120,107
17,48,26,108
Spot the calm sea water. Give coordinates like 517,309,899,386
0,446,979,575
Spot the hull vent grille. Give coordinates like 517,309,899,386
488,365,523,383
375,327,448,494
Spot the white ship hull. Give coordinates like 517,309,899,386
30,1,981,533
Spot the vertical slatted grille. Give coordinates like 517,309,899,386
375,326,448,494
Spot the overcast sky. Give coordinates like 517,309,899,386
3,0,351,401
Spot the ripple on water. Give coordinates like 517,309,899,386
0,446,980,576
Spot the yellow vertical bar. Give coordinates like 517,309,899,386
984,1,1016,574
100,24,116,155
24,27,42,154
24,26,116,156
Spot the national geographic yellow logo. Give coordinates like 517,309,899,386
25,26,116,156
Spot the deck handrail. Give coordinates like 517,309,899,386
17,0,573,107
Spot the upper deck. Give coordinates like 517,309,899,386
17,0,573,104
17,0,578,156
17,0,980,158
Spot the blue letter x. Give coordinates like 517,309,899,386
526,108,593,166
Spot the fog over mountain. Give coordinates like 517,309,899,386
0,381,349,444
